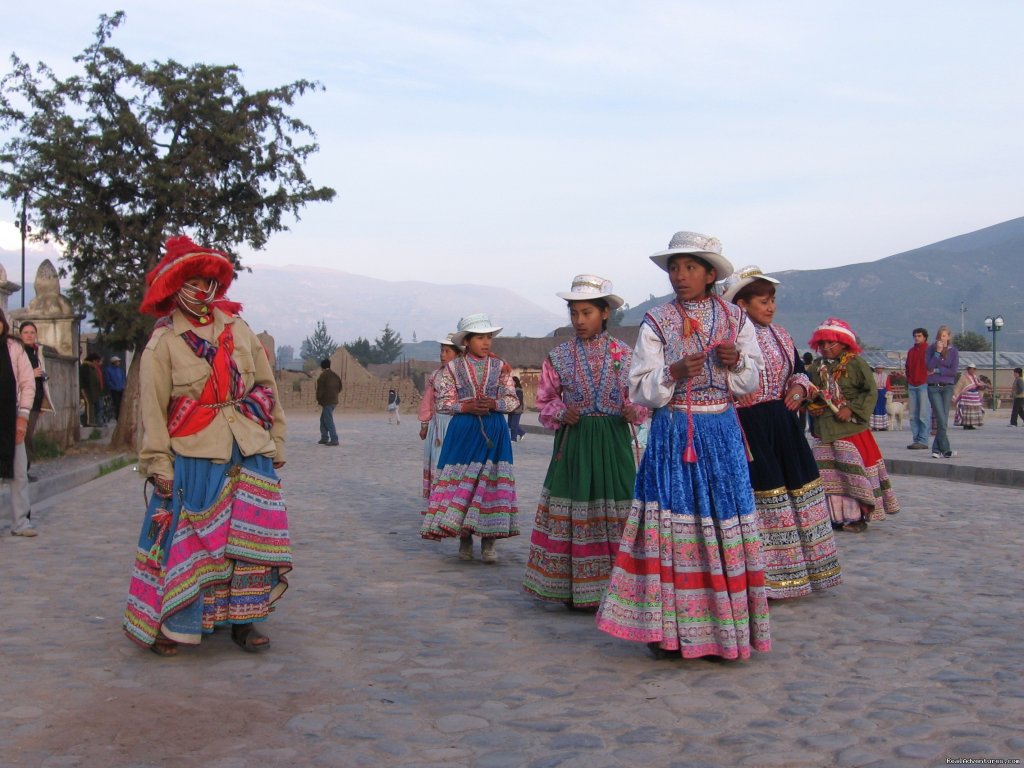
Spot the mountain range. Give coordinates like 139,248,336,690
623,217,1024,352
2,217,1022,356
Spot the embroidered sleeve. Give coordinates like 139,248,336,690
434,365,460,415
727,312,763,396
494,360,519,414
536,357,567,429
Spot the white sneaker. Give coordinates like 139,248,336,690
931,452,941,458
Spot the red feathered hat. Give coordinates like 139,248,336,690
140,235,236,316
808,317,862,354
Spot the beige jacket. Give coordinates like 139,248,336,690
139,308,286,480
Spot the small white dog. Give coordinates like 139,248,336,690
885,391,906,431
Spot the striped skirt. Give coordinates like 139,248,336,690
523,416,638,608
812,430,900,524
123,445,291,648
596,407,771,659
421,412,518,539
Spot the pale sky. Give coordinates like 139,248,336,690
3,1,1022,315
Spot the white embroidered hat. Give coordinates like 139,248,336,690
437,332,460,347
649,231,734,280
451,313,503,347
555,274,624,310
720,265,781,303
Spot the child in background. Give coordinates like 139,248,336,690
523,275,647,609
420,314,519,563
595,231,770,660
419,333,460,501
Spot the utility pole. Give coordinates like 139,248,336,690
960,301,967,337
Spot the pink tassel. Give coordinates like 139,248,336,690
683,443,698,463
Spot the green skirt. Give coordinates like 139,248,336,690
522,415,639,607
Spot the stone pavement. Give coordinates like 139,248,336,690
1,412,1022,768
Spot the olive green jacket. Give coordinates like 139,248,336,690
807,354,876,443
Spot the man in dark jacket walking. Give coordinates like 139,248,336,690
316,358,343,446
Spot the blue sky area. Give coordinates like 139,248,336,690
2,1,1022,313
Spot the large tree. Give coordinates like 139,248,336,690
300,320,338,362
953,331,991,352
374,323,403,364
0,12,335,447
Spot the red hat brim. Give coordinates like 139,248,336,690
140,236,236,316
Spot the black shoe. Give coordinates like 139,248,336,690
317,438,328,444
326,441,339,446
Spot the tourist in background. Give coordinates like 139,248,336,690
925,325,958,458
315,358,342,446
420,313,519,563
1,309,38,537
904,327,931,449
594,231,770,660
952,363,986,430
1010,368,1024,426
104,355,126,421
523,275,647,610
723,267,841,599
387,388,401,425
806,318,900,532
419,333,460,501
18,321,53,476
123,235,291,657
79,352,103,426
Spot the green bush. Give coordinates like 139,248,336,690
30,432,63,459
88,428,102,441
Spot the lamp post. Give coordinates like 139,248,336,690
14,192,29,307
984,315,1004,409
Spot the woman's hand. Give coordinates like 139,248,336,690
563,406,581,426
783,385,807,412
835,405,854,423
273,460,286,469
462,397,492,415
621,404,639,423
419,424,428,440
670,352,707,381
717,342,739,369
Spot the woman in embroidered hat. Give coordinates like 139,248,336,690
418,333,462,503
806,317,899,532
420,313,520,563
722,267,841,599
952,363,987,430
123,235,291,656
522,275,648,610
595,232,771,660
870,364,892,431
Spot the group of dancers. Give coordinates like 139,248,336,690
418,230,900,660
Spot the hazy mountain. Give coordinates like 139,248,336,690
230,265,564,349
622,217,1024,350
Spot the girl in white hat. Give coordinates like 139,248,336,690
420,314,520,563
595,232,770,660
522,275,648,610
722,267,841,599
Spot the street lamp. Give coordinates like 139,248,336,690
984,315,1004,409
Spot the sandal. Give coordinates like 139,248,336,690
231,624,270,653
843,521,868,533
151,634,178,658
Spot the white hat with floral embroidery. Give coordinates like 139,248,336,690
451,313,503,347
555,274,624,310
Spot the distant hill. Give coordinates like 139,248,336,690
228,265,564,350
622,217,1024,350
